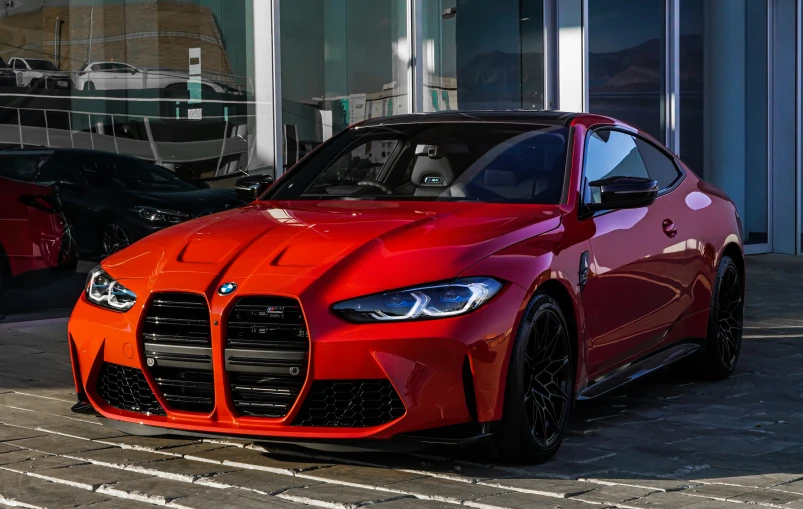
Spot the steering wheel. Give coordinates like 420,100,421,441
356,180,394,195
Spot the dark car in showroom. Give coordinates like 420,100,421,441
0,149,247,258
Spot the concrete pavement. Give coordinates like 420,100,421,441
0,254,801,509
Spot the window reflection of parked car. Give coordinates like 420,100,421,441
0,166,77,298
0,149,247,258
0,57,16,87
8,57,71,89
73,62,233,94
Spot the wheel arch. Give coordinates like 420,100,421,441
721,242,745,295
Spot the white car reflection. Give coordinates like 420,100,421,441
72,62,230,93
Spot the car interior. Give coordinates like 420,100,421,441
300,125,569,204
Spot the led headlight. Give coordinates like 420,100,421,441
333,277,503,323
85,268,137,312
131,206,192,225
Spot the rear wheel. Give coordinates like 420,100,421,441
694,256,744,380
490,292,574,464
85,81,96,91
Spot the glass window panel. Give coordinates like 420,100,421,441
588,0,665,141
679,0,768,246
279,0,408,168
422,0,544,112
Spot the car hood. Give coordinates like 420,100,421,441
122,188,245,216
102,200,562,292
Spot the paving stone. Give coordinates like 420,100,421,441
185,446,330,474
280,483,408,507
581,477,702,492
197,468,324,492
38,421,128,440
97,476,210,505
157,442,232,456
1,454,86,472
383,476,512,503
616,492,711,509
0,444,18,454
5,433,111,454
65,446,171,467
0,469,112,508
698,473,803,489
127,457,241,482
31,463,153,490
479,478,597,498
730,488,803,506
0,423,47,442
371,498,456,509
72,498,162,509
575,485,658,504
97,435,201,451
466,492,598,509
300,464,428,488
682,483,757,501
0,449,51,466
171,488,307,509
774,479,803,495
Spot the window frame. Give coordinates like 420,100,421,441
579,125,686,219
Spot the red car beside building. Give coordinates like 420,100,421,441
68,112,744,463
0,170,76,296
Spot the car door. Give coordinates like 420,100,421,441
581,128,687,375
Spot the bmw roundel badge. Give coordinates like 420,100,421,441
218,282,238,296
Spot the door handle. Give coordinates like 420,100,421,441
662,219,677,238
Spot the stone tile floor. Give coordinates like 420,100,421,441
0,254,801,508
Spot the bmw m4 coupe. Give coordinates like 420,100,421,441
68,111,744,463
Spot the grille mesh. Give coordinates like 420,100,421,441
226,297,309,418
97,363,165,415
294,380,405,427
140,293,214,413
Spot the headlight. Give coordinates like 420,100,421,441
85,268,137,312
332,277,503,323
131,206,192,225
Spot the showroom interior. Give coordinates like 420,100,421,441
0,0,800,320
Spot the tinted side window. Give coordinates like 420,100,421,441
0,154,51,182
585,130,649,183
635,138,681,190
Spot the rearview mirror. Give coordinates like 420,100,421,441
235,173,275,201
586,176,658,212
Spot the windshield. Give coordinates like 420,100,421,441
266,123,569,204
27,60,59,71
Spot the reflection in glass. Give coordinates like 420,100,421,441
679,0,768,245
423,0,545,112
588,0,665,141
279,0,409,168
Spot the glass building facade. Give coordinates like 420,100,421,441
0,0,801,319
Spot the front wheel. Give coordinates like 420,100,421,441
693,256,744,380
101,222,131,257
489,293,574,464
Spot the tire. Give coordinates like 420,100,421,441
0,251,9,301
101,222,131,257
86,81,96,91
692,255,744,380
489,292,574,464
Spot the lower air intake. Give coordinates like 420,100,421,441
96,363,165,416
294,380,405,427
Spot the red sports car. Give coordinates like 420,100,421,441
68,112,744,463
0,172,76,297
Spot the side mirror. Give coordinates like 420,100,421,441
235,173,275,201
586,176,658,212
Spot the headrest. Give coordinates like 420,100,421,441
411,155,454,187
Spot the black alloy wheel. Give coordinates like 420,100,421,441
491,292,574,463
691,255,744,380
102,223,131,256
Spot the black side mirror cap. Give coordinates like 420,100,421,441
235,173,275,201
586,176,658,213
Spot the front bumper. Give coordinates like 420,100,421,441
68,275,526,441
